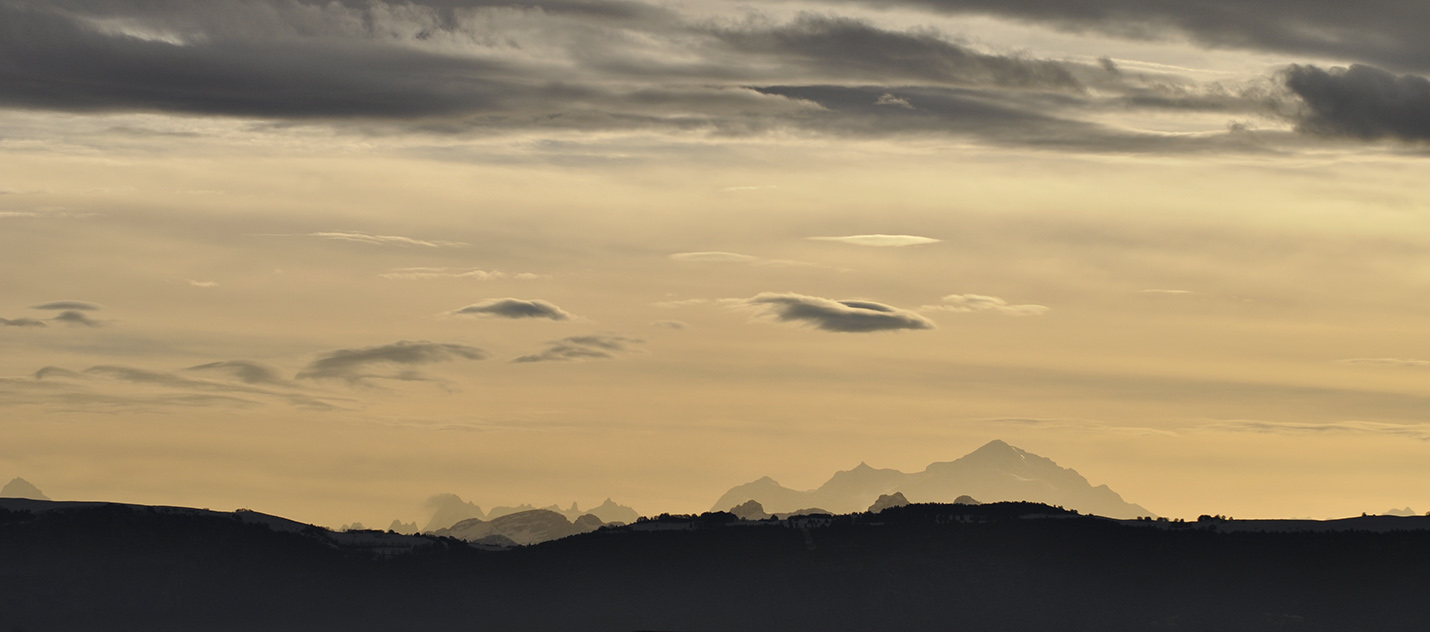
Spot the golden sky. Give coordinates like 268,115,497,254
3,0,1430,527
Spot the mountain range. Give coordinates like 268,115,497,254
712,440,1153,519
422,495,639,532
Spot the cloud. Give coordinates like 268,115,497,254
453,298,572,321
50,310,103,327
739,292,935,332
652,298,711,309
304,232,467,248
1202,419,1430,441
185,360,292,386
704,13,1082,89
20,362,337,411
812,0,1430,75
669,252,821,268
649,320,687,330
748,84,1262,153
1336,358,1430,368
380,268,543,281
1284,64,1430,142
922,294,1049,316
513,334,644,363
808,234,940,247
0,318,46,327
187,280,218,288
296,340,488,385
874,93,914,108
1140,289,1194,295
0,0,1298,154
31,301,100,311
670,251,760,263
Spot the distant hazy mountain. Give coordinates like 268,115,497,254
1,478,48,500
423,494,640,531
431,509,604,545
712,440,1152,519
868,492,910,513
423,494,487,531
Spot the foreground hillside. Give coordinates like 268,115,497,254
3,499,1429,631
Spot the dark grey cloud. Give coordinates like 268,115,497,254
706,13,1081,89
454,298,572,321
50,310,103,327
296,340,488,385
810,0,1430,74
0,1,516,118
740,292,934,333
185,360,292,386
1284,64,1430,142
0,317,46,327
31,301,100,311
513,334,643,363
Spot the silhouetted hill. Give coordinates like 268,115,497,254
5,498,1430,630
713,440,1152,518
431,508,604,545
421,494,639,531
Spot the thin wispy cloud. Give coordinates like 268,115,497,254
17,362,337,411
808,234,940,247
256,231,467,248
874,93,914,108
514,334,645,363
1336,358,1430,368
670,251,760,264
738,292,935,333
453,298,573,321
652,298,711,309
649,320,688,330
296,341,488,386
0,318,46,328
380,268,544,281
1202,419,1430,441
306,232,467,248
669,252,821,268
922,294,1049,316
185,360,293,386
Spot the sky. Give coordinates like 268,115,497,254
3,0,1430,527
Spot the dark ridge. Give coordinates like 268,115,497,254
3,499,1430,630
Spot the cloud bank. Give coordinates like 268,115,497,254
2,0,1407,152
